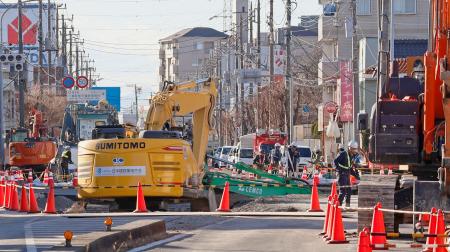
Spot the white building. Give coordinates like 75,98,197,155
158,27,227,89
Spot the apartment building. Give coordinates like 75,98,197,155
317,0,429,163
158,27,227,89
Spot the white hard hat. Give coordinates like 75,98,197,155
64,146,71,150
275,143,281,147
348,140,358,149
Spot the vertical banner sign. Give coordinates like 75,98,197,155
339,61,353,122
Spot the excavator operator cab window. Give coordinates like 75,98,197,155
11,130,28,142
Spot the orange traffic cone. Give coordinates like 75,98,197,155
324,197,337,240
43,169,49,185
9,182,19,211
308,176,323,212
27,171,33,183
4,181,10,208
388,168,393,175
379,169,384,175
370,202,387,250
217,181,231,212
434,209,446,252
423,207,437,252
72,171,78,187
301,171,308,180
28,184,40,213
44,184,56,214
319,195,333,235
19,184,28,212
327,200,349,244
358,227,373,252
0,177,4,207
133,182,148,213
330,181,337,197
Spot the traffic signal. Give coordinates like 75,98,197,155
0,53,24,71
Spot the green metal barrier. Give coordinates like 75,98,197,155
203,157,311,197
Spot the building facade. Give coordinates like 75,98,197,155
158,27,227,89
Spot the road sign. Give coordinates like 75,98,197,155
76,76,89,89
66,89,106,103
62,76,75,89
324,101,338,114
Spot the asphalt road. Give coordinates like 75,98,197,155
132,216,359,252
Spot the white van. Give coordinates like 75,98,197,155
236,147,254,165
296,145,312,168
214,145,233,167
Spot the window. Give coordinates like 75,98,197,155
193,42,203,50
192,58,203,67
357,0,371,15
393,0,416,14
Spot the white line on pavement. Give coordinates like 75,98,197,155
24,222,36,252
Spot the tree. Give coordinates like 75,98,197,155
25,85,67,128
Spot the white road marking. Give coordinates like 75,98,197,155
24,222,36,252
127,233,190,252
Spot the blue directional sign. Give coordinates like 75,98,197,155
62,76,75,89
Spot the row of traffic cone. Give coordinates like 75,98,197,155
0,177,56,214
357,205,447,251
319,181,348,244
114,181,233,213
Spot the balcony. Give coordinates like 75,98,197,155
159,49,165,59
318,60,339,86
318,15,339,42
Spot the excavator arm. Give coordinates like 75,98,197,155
424,0,450,195
144,78,218,170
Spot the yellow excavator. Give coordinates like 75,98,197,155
77,78,217,209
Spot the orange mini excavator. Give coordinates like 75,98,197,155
7,106,57,172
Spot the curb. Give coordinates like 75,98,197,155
49,220,167,252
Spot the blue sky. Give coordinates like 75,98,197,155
4,0,322,111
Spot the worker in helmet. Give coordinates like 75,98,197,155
270,143,283,174
61,146,73,182
333,140,360,208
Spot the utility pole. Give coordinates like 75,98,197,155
286,0,293,143
75,43,79,78
351,0,360,143
239,15,244,69
56,6,59,52
61,15,66,67
69,29,73,74
38,0,43,91
80,50,84,76
268,0,274,129
18,0,25,128
257,0,261,68
134,84,139,124
269,0,274,78
47,0,52,86
249,1,253,46
378,0,390,99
